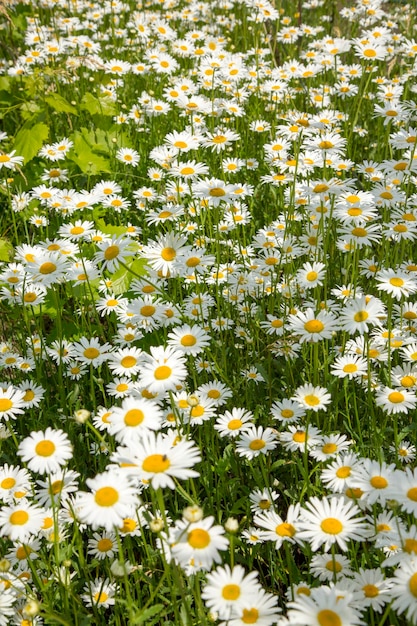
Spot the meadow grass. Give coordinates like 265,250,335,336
0,0,417,624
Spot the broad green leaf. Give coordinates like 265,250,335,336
13,122,49,164
96,219,128,237
68,130,111,174
0,238,13,262
109,258,147,295
45,93,78,115
0,77,10,92
80,92,117,116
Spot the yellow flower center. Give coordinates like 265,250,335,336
370,475,388,489
320,518,343,534
95,486,119,507
94,591,109,603
174,141,187,149
181,334,197,347
50,480,63,495
322,443,337,454
275,522,296,537
387,391,404,404
249,439,265,450
228,419,243,430
389,277,404,287
325,560,342,573
124,409,144,426
362,584,379,598
212,135,227,144
222,584,240,601
0,155,11,163
317,610,342,626
35,440,56,457
154,365,172,380
207,389,221,399
351,227,367,237
306,271,318,282
354,310,368,322
39,262,57,274
404,539,417,554
83,347,100,360
407,488,417,502
242,608,259,624
97,538,113,552
70,226,84,235
0,398,13,412
120,356,137,369
10,511,29,526
142,454,171,473
304,320,324,333
209,187,226,197
1,477,16,489
104,245,120,260
187,528,211,549
161,247,176,261
191,405,205,418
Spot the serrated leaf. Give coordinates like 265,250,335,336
13,122,49,164
129,604,164,625
45,93,78,115
108,258,147,295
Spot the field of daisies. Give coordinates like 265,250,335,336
1,0,417,623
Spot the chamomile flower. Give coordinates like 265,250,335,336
170,516,229,571
73,337,112,368
354,459,399,506
137,346,187,393
82,577,116,608
94,235,134,273
310,553,353,582
236,426,278,459
309,434,352,461
375,386,417,414
292,384,331,412
288,308,339,343
298,496,368,552
167,324,210,356
197,381,233,406
0,464,32,503
214,407,254,438
108,396,163,444
17,428,73,475
0,501,45,542
287,584,363,626
77,471,139,531
107,347,143,378
0,386,26,421
87,532,117,560
113,431,201,489
330,354,369,379
388,560,417,624
270,399,305,424
202,564,261,621
254,504,302,549
116,148,140,166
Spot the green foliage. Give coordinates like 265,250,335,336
13,121,49,163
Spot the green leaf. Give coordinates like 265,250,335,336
96,219,128,237
0,77,10,92
68,130,110,174
108,258,147,295
45,93,78,115
13,122,49,164
129,604,164,625
0,238,13,262
80,93,117,116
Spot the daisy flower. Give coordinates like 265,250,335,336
116,147,140,166
107,346,143,378
388,559,417,624
73,337,112,368
330,354,369,379
201,128,240,153
309,434,352,462
288,308,339,343
201,564,261,621
254,504,302,549
77,471,139,531
310,553,353,582
287,584,363,626
17,428,73,475
141,233,191,277
197,381,233,406
345,567,392,613
108,396,163,444
297,496,368,552
376,269,417,301
24,251,69,286
354,459,399,507
375,386,417,414
0,464,32,503
82,577,116,608
249,488,280,513
94,235,135,273
170,516,229,571
0,150,24,170
292,384,331,412
87,532,117,560
235,426,278,459
214,407,254,438
270,399,305,424
137,345,187,394
0,386,26,421
0,501,45,542
390,440,416,464
167,324,210,356
395,468,417,516
113,431,201,489
279,425,322,453
227,588,282,626
338,295,385,335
